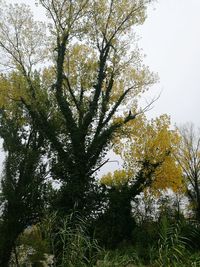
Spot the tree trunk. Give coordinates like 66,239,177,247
0,223,22,267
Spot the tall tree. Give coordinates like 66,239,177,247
0,121,47,266
0,0,156,215
0,74,48,266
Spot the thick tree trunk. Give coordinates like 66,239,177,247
194,175,200,221
0,221,23,267
0,240,14,267
196,196,200,221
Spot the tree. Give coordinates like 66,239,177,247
102,114,183,192
98,115,183,246
0,75,48,266
176,123,200,220
0,0,156,215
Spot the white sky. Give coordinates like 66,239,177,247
138,0,200,126
1,0,200,173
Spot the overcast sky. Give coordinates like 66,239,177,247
138,0,200,126
1,0,200,172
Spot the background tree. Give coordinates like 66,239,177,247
176,123,200,220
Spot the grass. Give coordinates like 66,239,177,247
11,213,200,267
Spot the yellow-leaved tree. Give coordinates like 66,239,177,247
98,114,184,246
102,114,183,193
